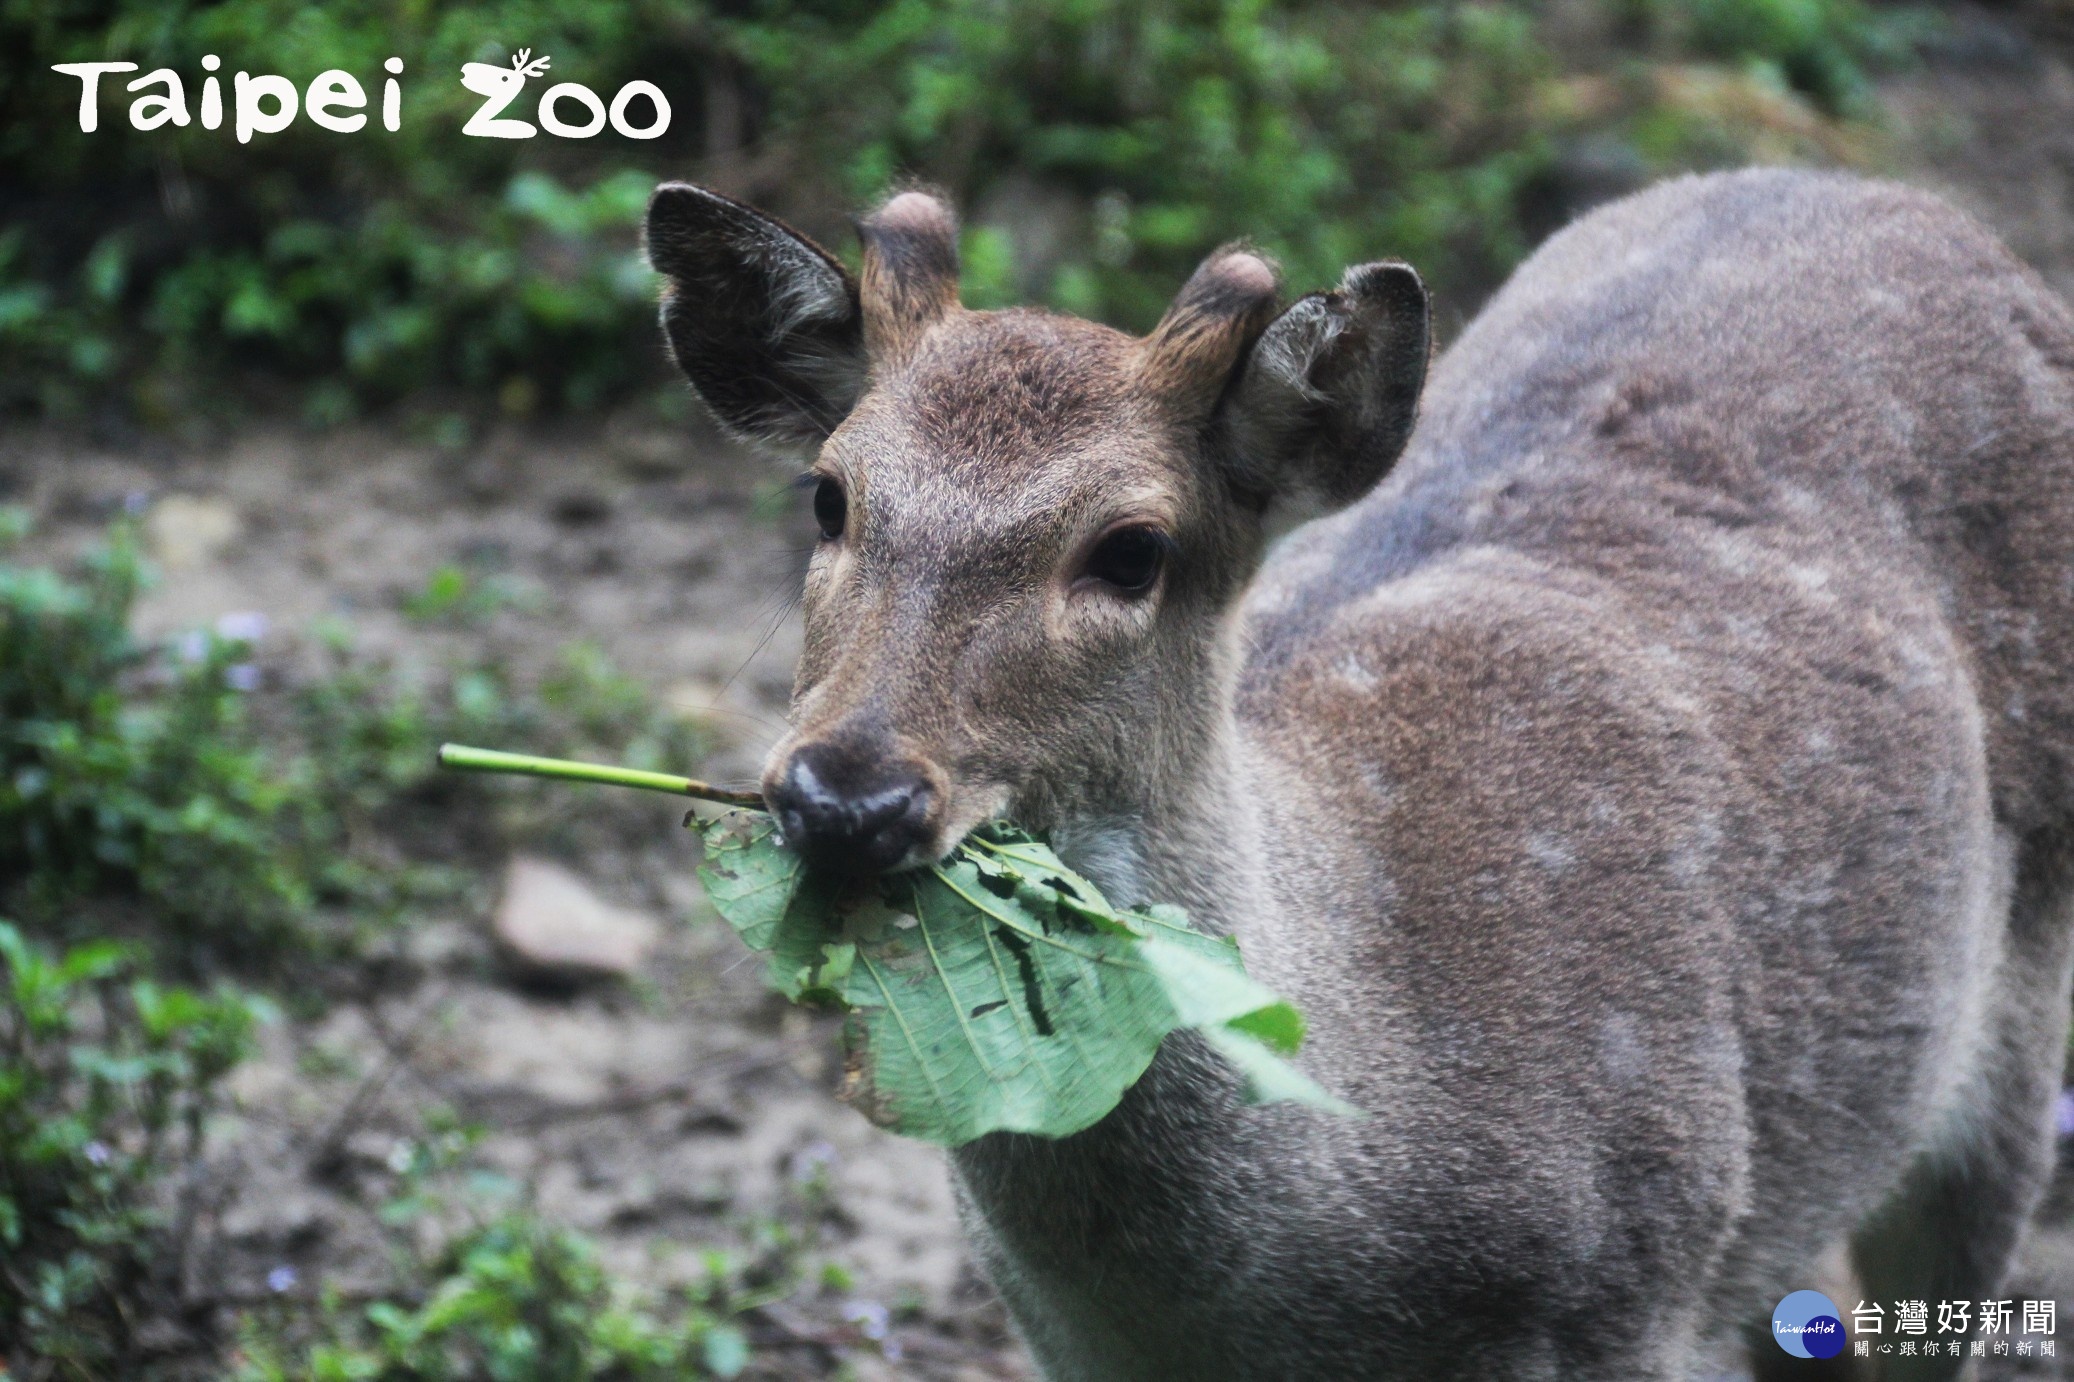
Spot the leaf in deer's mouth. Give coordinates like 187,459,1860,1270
692,810,1359,1145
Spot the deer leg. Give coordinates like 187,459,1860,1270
1847,830,2074,1382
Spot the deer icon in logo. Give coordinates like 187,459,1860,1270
460,48,549,139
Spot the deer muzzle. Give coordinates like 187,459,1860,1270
764,739,940,876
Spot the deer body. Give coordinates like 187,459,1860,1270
648,170,2074,1379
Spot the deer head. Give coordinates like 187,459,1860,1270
459,48,550,101
646,184,1430,877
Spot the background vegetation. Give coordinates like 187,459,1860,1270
4,0,1925,426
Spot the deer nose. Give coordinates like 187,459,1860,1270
767,743,936,875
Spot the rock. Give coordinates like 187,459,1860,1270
441,987,685,1106
143,494,242,570
493,856,660,982
130,1317,201,1357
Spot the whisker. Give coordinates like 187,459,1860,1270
719,590,800,700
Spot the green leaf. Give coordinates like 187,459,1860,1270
688,812,1357,1146
55,939,133,985
693,811,840,1000
1201,1026,1362,1117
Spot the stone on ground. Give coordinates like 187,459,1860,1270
494,856,659,982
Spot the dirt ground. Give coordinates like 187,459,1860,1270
8,7,2074,1377
3,410,1033,1377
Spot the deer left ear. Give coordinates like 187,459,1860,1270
1222,261,1430,508
646,183,866,449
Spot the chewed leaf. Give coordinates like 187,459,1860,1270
692,810,838,999
1127,936,1333,1108
831,860,1170,1142
693,812,801,950
1226,1000,1306,1055
693,811,1358,1143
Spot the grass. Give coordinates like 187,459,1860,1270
0,922,263,1379
0,511,332,972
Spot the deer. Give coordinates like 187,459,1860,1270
643,168,2074,1380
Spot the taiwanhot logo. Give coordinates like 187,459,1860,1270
1773,1290,1847,1359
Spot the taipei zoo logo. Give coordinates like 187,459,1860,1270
1773,1290,1848,1360
52,48,670,143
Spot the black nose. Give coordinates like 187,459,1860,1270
767,742,936,875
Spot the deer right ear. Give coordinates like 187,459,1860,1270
1222,261,1430,508
646,184,866,449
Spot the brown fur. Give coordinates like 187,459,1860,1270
858,189,963,364
647,169,2074,1380
1132,248,1283,422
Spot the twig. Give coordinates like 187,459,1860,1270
436,743,766,809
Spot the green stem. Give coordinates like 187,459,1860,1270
435,743,766,809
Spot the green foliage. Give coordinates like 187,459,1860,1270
693,811,1351,1145
727,0,1559,326
242,1217,755,1382
0,921,263,1376
398,563,543,628
1635,0,1925,117
0,510,333,966
3,0,679,419
0,922,775,1381
0,514,745,1377
0,514,709,975
238,1119,767,1382
1,0,1921,419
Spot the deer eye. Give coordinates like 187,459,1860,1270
1080,526,1169,595
812,477,847,541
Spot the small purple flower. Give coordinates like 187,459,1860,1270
176,630,210,664
2055,1089,2074,1138
83,1140,111,1166
215,611,269,643
266,1265,298,1294
123,490,150,516
224,663,262,692
842,1299,890,1342
790,1139,838,1183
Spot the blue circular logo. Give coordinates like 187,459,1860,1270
1773,1290,1847,1359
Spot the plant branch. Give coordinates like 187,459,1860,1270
435,744,766,809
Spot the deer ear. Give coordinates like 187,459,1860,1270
646,183,866,449
1222,261,1429,507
